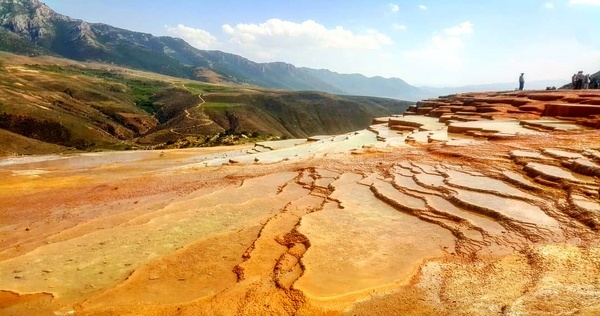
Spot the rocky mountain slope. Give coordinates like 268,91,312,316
1,89,600,315
0,0,426,100
0,52,411,156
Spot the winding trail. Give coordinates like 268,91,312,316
169,84,215,135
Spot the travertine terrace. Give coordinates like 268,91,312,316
1,90,600,315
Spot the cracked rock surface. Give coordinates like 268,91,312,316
2,91,600,315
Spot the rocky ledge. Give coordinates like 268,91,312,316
406,90,600,126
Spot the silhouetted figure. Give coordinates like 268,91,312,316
584,74,591,90
519,73,524,91
575,71,584,89
572,73,576,89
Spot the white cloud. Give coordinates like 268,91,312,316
393,24,407,31
419,5,428,10
222,19,392,51
389,3,399,13
443,21,473,36
402,21,474,73
569,0,600,5
543,2,555,9
165,24,216,49
214,19,394,71
403,35,465,68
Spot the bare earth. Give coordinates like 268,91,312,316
1,90,600,315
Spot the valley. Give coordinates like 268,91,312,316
0,52,411,156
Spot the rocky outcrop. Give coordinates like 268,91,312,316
0,0,66,40
406,90,600,122
378,90,600,140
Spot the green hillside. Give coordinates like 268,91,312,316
0,53,412,156
0,0,424,101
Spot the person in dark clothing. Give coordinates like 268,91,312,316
519,73,524,91
575,71,584,89
591,77,599,89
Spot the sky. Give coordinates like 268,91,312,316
43,0,600,87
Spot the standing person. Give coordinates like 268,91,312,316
572,73,577,89
575,71,583,89
519,73,525,91
584,74,590,89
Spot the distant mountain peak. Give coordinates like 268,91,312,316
0,0,426,101
0,0,67,41
0,0,43,6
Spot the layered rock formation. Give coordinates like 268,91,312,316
1,90,600,315
407,90,600,126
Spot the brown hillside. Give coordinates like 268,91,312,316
0,52,411,156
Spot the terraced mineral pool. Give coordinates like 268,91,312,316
369,125,407,142
428,131,448,142
0,172,303,305
444,138,485,146
315,130,378,152
571,159,600,177
9,169,50,177
571,194,600,211
0,154,66,167
501,170,545,191
414,173,447,189
255,139,308,150
199,131,379,166
448,120,542,135
510,150,550,160
424,195,508,237
451,189,559,228
444,170,541,201
9,151,159,170
542,149,584,159
524,162,596,183
393,174,441,195
406,131,433,143
392,166,414,177
390,116,446,131
295,176,454,298
371,180,429,211
521,120,587,131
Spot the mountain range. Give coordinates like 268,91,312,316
0,0,434,100
0,0,578,101
0,49,413,156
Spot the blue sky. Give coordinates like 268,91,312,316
44,0,600,86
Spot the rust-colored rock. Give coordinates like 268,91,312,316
544,103,600,117
2,90,600,316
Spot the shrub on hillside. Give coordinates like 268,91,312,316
0,112,71,145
